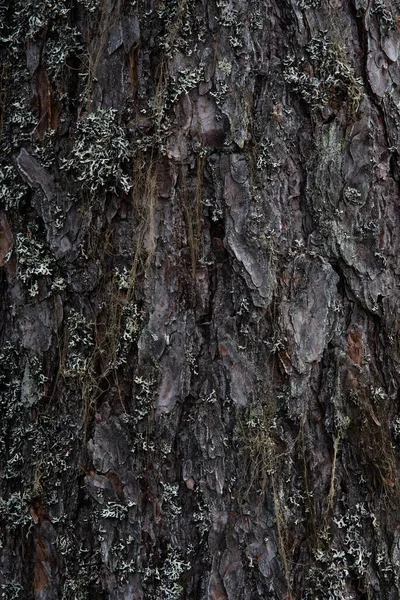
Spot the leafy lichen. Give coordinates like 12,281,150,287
283,35,363,116
61,109,132,195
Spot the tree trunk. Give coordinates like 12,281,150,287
1,0,400,598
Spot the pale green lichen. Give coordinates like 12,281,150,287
132,374,156,423
372,0,397,31
15,232,65,296
0,491,31,530
64,310,94,376
0,164,27,211
0,579,24,600
283,36,363,115
306,505,374,599
111,303,144,367
143,545,190,600
61,109,132,195
78,0,102,13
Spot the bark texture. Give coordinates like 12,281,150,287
1,0,400,598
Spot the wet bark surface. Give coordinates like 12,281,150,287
1,0,400,598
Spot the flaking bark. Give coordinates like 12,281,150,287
1,1,400,599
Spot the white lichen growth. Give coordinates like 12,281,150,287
61,109,132,195
64,310,94,376
0,491,31,529
168,67,205,104
15,233,65,296
132,375,156,423
78,0,102,13
0,579,24,600
100,502,129,520
217,58,232,76
143,545,190,600
161,482,181,517
307,504,372,599
283,36,363,113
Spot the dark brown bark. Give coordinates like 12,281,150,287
1,1,400,599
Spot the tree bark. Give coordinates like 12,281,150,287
1,0,400,599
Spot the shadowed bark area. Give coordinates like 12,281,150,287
1,0,400,598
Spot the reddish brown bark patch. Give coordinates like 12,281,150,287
347,330,363,365
0,212,13,266
218,343,229,357
208,574,229,600
34,535,49,593
105,471,124,497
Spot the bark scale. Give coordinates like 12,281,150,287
1,1,400,599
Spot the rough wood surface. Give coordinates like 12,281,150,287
1,1,400,598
